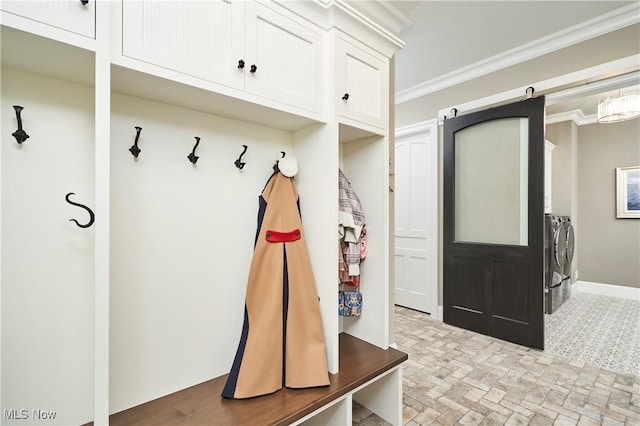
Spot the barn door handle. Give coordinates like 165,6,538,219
66,193,95,228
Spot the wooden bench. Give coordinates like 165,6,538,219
105,333,408,425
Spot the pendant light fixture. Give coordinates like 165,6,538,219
597,91,640,123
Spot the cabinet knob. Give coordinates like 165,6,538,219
250,64,257,73
342,93,349,101
237,59,245,69
80,0,89,4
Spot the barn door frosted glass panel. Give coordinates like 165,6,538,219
454,118,528,246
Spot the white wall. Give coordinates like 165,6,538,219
109,92,293,413
2,68,95,425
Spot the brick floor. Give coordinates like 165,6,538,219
354,306,640,425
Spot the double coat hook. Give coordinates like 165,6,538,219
234,145,248,169
12,105,30,144
65,192,95,228
188,137,201,164
129,126,142,158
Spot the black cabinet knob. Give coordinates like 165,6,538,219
250,64,257,73
237,59,245,69
342,93,349,101
80,0,89,4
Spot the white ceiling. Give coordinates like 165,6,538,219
392,1,639,120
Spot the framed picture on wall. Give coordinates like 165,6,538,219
616,166,640,218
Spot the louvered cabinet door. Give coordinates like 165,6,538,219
122,0,245,90
243,2,323,114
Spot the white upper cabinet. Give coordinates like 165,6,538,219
122,0,245,90
121,0,323,114
244,2,322,114
1,0,95,38
337,36,388,131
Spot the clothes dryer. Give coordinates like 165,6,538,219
544,214,566,313
560,216,575,304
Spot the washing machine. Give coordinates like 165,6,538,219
544,214,566,314
560,216,575,304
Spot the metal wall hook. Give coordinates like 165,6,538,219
12,105,30,144
188,137,201,164
65,192,95,228
234,144,248,169
129,126,142,158
273,151,286,172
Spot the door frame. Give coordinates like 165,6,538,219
393,120,438,318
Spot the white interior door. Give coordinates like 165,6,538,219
394,122,437,316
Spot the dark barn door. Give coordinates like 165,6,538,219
443,96,545,349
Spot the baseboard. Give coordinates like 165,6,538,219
437,305,443,322
574,280,640,300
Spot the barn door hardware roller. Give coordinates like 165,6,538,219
526,86,535,99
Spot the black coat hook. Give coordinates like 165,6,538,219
234,144,248,169
129,126,142,158
188,137,201,164
65,192,95,228
12,105,29,144
273,151,286,172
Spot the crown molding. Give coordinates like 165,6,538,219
395,119,438,138
396,3,640,105
277,1,408,54
350,0,414,34
546,109,597,126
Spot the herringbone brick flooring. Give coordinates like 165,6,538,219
354,306,640,425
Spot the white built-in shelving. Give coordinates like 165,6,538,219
0,1,405,424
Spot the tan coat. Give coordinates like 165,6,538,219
222,172,330,399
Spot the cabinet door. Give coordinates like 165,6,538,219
244,2,323,114
122,0,244,90
337,38,388,130
1,0,95,38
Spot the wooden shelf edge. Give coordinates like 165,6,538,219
86,333,406,426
